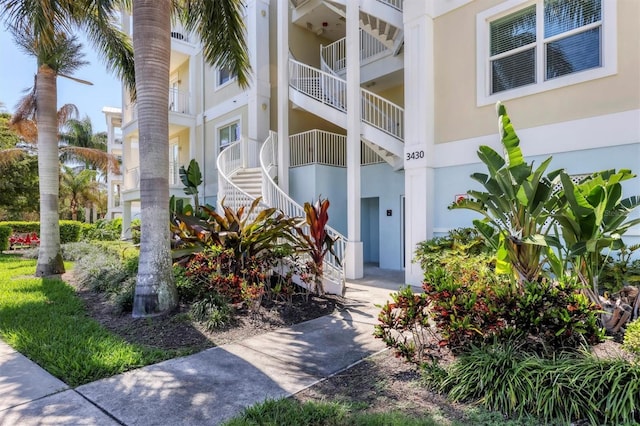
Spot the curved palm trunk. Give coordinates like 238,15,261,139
132,0,178,317
35,65,64,276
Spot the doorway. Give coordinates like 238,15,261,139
361,197,380,264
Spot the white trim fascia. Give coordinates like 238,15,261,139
476,0,617,107
203,92,248,121
433,226,640,238
433,0,474,17
434,109,640,168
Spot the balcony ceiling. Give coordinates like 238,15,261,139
293,3,345,42
170,50,189,73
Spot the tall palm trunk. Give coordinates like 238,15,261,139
35,65,64,276
132,0,178,316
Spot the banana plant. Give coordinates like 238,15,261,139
450,102,563,287
179,159,202,213
555,169,640,300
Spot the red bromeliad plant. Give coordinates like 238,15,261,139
296,197,339,295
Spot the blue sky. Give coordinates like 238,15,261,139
0,28,122,133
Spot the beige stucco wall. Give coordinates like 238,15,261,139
375,85,404,108
204,107,249,151
434,0,640,144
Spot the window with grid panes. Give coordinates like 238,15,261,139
488,0,602,95
218,122,240,152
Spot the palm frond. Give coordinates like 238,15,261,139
59,146,120,174
8,119,38,143
0,148,28,168
57,104,79,127
181,0,251,89
10,80,37,124
78,3,137,100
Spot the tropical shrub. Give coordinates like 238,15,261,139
59,221,83,243
374,285,435,364
0,221,39,234
0,225,10,251
600,245,640,294
294,197,340,295
81,218,122,241
512,278,604,350
73,243,137,311
183,246,249,304
623,319,640,356
449,102,640,334
190,292,233,331
414,227,488,273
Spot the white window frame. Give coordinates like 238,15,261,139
215,66,236,90
216,117,242,153
169,138,180,186
476,0,616,106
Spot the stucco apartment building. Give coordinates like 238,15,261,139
106,0,640,288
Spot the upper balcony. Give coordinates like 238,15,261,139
123,88,193,124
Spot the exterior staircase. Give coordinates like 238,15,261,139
230,168,262,199
322,0,404,54
217,138,347,295
216,0,404,293
289,58,404,170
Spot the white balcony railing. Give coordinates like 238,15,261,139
321,29,389,74
290,58,404,141
290,58,347,112
261,131,346,279
169,88,190,114
125,166,140,190
124,88,191,123
290,129,383,167
290,130,346,167
378,0,403,11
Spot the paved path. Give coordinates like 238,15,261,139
0,272,406,425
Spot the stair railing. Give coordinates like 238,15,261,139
216,139,259,213
290,58,347,112
260,131,347,278
321,29,389,75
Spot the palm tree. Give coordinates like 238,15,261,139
59,115,111,171
1,0,135,276
59,165,101,221
131,0,250,317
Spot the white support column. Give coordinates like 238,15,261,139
277,0,290,192
247,0,271,168
122,201,132,240
404,1,435,286
345,0,363,279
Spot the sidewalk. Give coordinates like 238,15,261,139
0,270,405,425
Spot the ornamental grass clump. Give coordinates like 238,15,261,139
438,342,640,425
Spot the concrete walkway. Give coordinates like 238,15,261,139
0,268,406,425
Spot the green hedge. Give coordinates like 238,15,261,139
0,221,83,244
0,225,11,251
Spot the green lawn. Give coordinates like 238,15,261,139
0,253,187,386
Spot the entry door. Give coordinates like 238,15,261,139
361,197,380,264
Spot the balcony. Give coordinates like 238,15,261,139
123,88,191,124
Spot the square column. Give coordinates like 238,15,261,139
345,0,363,279
404,1,435,286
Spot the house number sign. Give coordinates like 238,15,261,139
406,150,425,160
